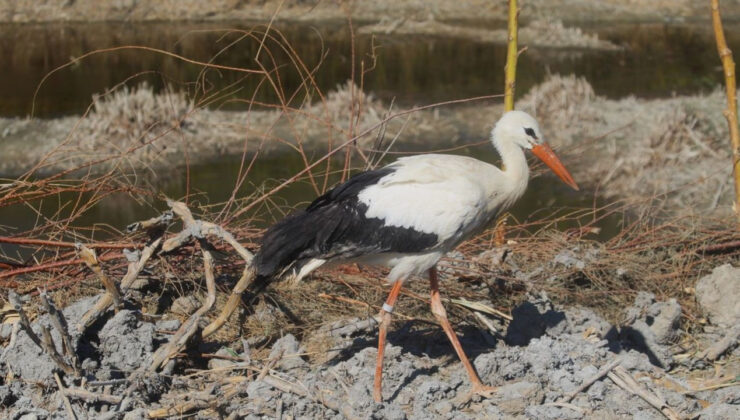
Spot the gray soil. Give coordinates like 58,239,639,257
1,261,738,419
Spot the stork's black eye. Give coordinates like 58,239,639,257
524,127,538,140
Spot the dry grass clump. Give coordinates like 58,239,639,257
521,74,734,219
83,83,192,147
0,80,398,177
60,83,194,171
300,81,386,136
519,19,619,50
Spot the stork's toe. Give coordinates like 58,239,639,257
454,384,498,404
472,384,498,397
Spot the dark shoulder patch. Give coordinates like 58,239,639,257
306,167,394,212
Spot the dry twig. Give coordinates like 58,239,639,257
78,244,122,310
8,291,42,349
54,372,77,420
63,387,124,405
560,357,622,403
78,237,162,331
40,290,79,375
607,366,681,420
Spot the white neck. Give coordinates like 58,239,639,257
492,133,529,201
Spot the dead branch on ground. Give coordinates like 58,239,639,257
77,237,162,331
149,200,252,370
8,291,78,376
560,357,622,403
607,366,681,420
40,290,79,375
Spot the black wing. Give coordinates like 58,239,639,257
253,167,438,278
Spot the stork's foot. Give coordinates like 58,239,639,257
373,388,383,403
454,384,498,405
472,383,498,398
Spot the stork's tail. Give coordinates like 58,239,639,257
252,208,328,279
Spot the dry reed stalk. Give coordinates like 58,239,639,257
494,0,520,244
711,0,740,224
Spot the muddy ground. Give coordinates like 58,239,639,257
1,250,738,419
2,0,739,24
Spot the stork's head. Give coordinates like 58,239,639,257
493,110,579,190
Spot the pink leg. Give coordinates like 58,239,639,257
374,280,404,403
429,266,496,396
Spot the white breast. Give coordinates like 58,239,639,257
357,154,508,248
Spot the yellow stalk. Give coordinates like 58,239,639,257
504,0,519,112
496,0,520,245
711,0,740,224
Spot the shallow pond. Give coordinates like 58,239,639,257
1,21,738,117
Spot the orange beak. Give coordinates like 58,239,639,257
531,143,579,191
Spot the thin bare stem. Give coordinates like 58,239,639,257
711,0,740,224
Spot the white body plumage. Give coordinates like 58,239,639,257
354,152,528,282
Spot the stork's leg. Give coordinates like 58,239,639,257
374,279,403,403
428,266,496,396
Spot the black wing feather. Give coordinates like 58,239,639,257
253,167,437,278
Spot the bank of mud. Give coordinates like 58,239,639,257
1,75,737,219
1,0,738,24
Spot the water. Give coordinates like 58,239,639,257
1,21,737,117
2,20,731,250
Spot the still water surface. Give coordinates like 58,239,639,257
1,21,737,117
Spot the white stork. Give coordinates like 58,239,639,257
252,110,579,402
